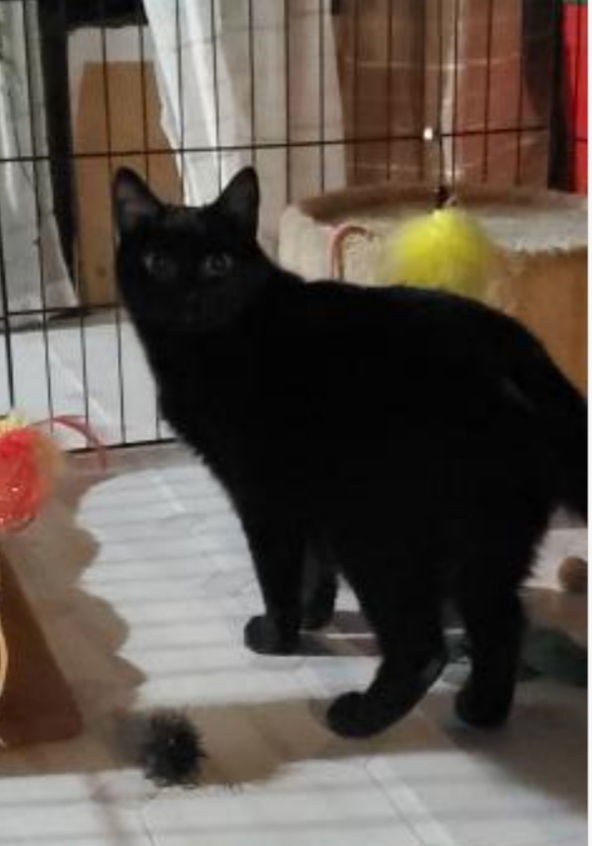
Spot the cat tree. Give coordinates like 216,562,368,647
279,182,587,394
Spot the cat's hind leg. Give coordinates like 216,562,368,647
452,502,544,728
455,575,525,728
326,556,447,738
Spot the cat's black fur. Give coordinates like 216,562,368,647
113,167,587,737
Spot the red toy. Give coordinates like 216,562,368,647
0,416,63,533
0,414,106,534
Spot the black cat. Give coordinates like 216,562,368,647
113,167,586,738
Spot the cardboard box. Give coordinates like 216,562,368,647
74,61,180,306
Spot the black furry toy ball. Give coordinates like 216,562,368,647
134,710,206,787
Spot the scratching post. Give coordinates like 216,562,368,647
0,548,82,749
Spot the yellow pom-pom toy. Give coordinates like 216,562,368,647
376,205,495,300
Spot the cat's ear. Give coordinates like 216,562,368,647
216,167,259,240
113,168,163,235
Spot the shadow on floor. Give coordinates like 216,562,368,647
0,463,585,819
134,675,585,815
0,462,145,776
1,604,583,817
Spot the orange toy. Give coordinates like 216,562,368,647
0,415,64,534
0,413,106,534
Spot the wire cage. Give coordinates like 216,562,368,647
0,0,587,449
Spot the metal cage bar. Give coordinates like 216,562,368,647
0,0,584,450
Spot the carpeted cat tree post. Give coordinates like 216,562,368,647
0,551,82,748
0,417,83,749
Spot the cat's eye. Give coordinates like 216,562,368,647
143,250,176,281
202,253,233,277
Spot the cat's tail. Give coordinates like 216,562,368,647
503,323,587,521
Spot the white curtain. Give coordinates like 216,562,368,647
142,0,345,254
0,0,75,323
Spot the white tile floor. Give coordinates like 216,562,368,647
0,444,587,846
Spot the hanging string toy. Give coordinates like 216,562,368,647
329,184,496,302
375,185,495,298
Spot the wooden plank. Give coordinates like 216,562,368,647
74,61,181,307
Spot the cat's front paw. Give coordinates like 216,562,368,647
243,615,300,655
326,690,408,738
326,692,371,737
327,650,448,738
